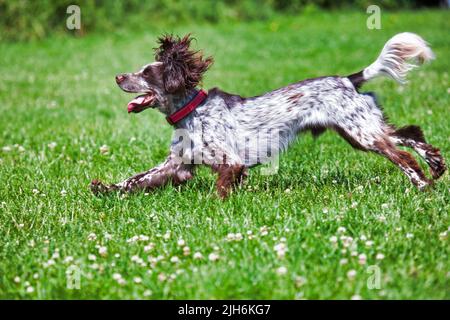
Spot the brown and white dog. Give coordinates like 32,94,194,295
91,33,446,198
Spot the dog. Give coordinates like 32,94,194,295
91,33,446,198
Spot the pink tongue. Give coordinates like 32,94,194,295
127,95,150,113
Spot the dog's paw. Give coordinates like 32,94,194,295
90,179,111,196
417,179,434,192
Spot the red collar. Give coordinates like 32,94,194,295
166,89,208,125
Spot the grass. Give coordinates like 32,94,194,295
0,10,449,299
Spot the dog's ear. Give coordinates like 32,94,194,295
155,34,213,94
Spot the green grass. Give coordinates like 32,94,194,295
0,10,449,299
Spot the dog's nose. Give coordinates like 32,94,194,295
115,74,126,84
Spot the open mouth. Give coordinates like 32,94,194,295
127,93,156,113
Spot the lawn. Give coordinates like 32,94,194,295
0,10,448,299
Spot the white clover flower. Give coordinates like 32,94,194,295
337,227,346,234
284,188,291,193
329,236,338,244
99,145,109,155
63,256,74,264
339,258,348,265
139,235,149,241
208,253,219,261
158,273,167,282
131,255,143,264
2,146,12,152
439,231,448,240
48,142,57,149
88,254,96,261
376,253,385,260
127,235,139,243
117,278,126,286
114,253,120,258
32,189,40,195
133,277,142,284
365,240,374,247
163,232,171,240
98,246,107,257
274,243,288,259
275,266,287,276
295,276,307,287
112,273,122,280
43,259,55,268
358,253,367,265
104,233,112,241
322,208,329,214
183,246,190,256
170,256,180,264
60,189,67,197
177,239,186,247
406,233,414,239
341,236,353,248
193,252,203,260
87,233,97,241
143,290,152,297
235,233,243,241
226,233,236,241
260,226,269,236
351,294,362,300
26,286,34,293
90,263,99,270
14,276,21,283
144,243,155,252
351,202,358,208
347,270,357,280
381,203,389,209
169,274,177,281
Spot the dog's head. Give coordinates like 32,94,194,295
116,34,213,114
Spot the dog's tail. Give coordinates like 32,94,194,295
348,32,434,89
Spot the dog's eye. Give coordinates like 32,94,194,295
143,67,152,77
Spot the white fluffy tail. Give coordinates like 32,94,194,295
362,32,435,84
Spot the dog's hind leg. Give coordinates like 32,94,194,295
390,125,446,180
332,122,432,189
371,137,433,189
91,154,195,195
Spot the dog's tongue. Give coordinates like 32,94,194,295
127,94,153,113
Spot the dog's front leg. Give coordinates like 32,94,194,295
91,154,194,195
212,164,247,199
